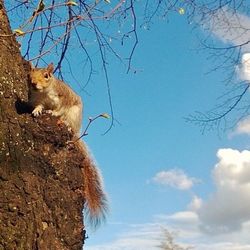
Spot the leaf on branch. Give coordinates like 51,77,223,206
29,0,45,23
178,8,185,15
100,113,110,119
13,29,25,36
104,0,111,4
66,1,78,6
37,0,45,13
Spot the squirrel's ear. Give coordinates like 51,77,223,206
47,63,54,75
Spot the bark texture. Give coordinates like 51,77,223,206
0,1,86,249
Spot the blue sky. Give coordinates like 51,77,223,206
9,1,250,249
82,7,250,250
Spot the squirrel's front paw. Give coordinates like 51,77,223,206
32,105,43,117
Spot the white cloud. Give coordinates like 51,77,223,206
188,195,202,211
167,211,199,224
86,221,197,250
205,9,250,136
214,148,250,185
235,116,250,135
87,149,250,250
198,148,250,234
208,8,250,52
207,9,250,81
85,223,163,250
240,53,250,81
152,169,198,190
86,217,250,250
195,243,250,250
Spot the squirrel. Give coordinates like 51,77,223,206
28,62,108,228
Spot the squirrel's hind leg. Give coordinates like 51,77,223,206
64,105,82,135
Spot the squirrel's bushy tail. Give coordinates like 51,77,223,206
77,141,108,229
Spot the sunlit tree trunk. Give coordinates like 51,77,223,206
0,1,86,249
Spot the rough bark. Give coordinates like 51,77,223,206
0,1,86,249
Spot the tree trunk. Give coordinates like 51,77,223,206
0,1,86,249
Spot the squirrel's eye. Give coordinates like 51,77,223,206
44,73,49,79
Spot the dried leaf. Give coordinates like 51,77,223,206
37,0,45,13
178,8,185,15
66,1,78,6
100,113,110,119
14,29,25,36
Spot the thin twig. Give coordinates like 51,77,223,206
75,113,110,142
